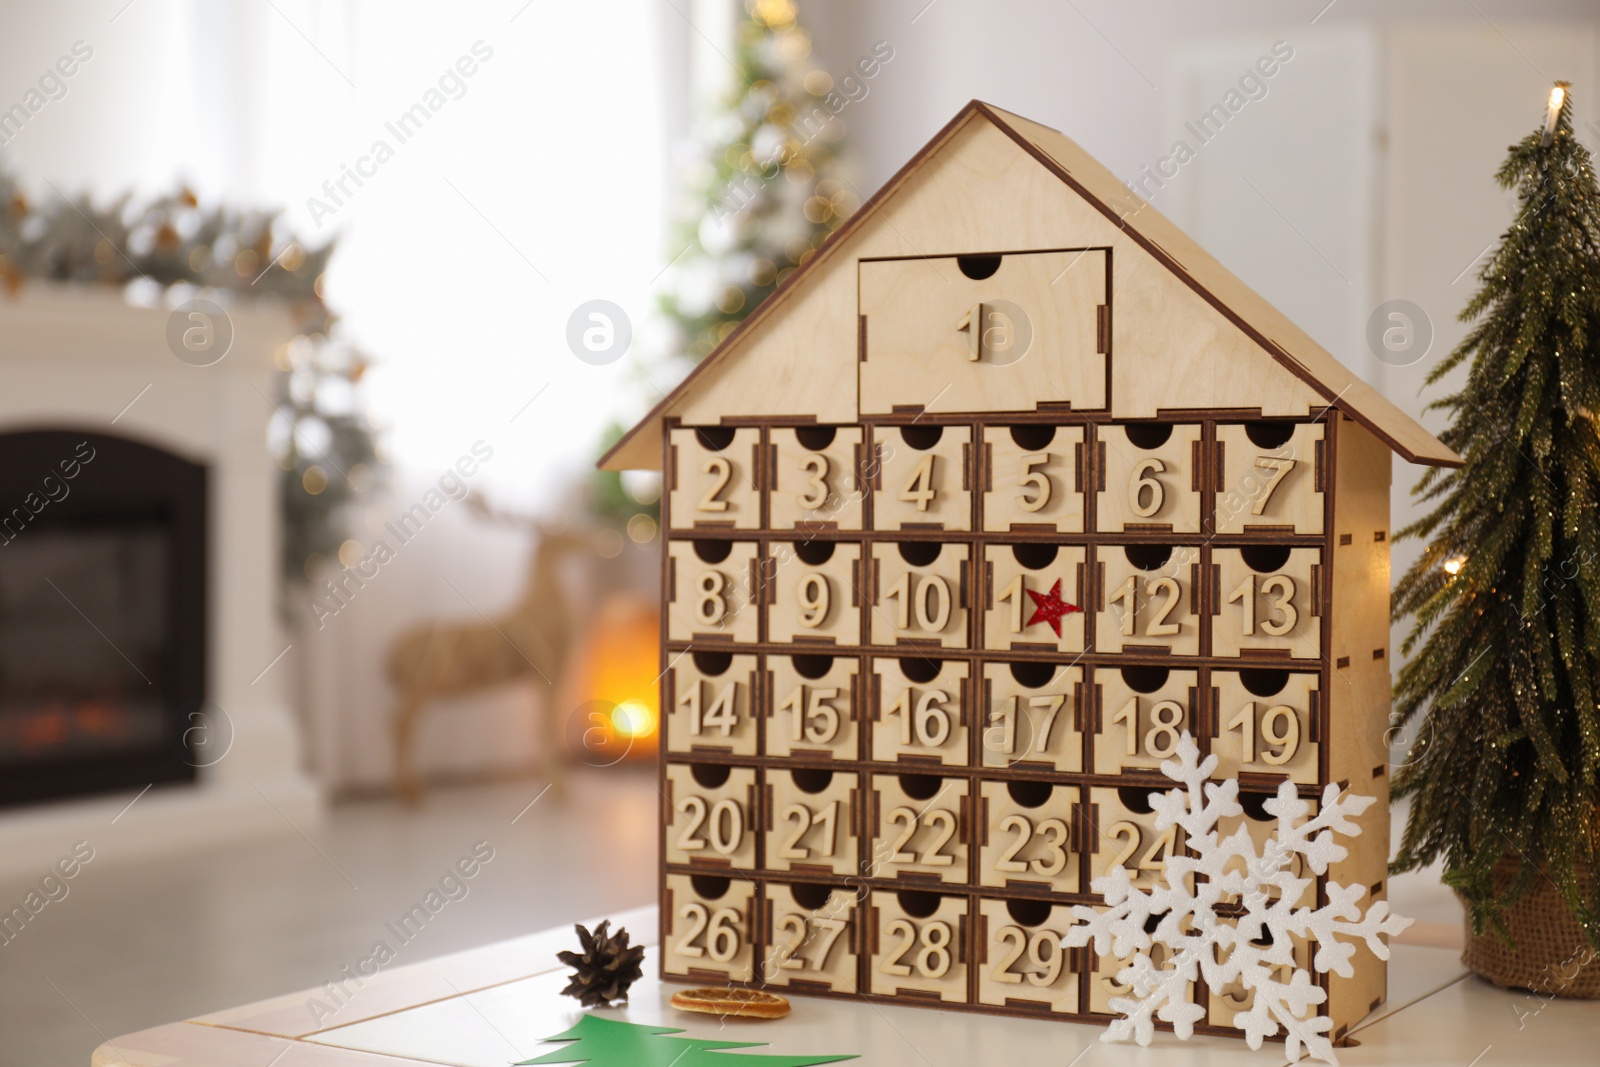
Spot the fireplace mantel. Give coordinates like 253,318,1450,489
0,285,321,879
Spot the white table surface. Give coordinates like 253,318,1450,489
93,901,1599,1067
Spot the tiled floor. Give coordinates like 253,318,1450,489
0,766,660,1067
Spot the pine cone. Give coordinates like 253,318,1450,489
557,921,646,1008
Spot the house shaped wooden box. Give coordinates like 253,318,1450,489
601,100,1459,1040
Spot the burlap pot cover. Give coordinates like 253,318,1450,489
1460,859,1600,998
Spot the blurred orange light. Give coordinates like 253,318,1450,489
561,593,660,760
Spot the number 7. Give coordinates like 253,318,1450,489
1250,456,1295,515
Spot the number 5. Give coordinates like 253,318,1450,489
1016,452,1051,512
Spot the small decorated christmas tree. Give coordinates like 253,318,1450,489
515,1016,854,1066
1391,85,1600,965
594,0,857,525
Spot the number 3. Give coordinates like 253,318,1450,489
797,454,830,510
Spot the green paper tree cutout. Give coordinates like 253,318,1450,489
514,1015,856,1067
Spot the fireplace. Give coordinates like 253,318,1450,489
0,429,207,808
0,286,318,881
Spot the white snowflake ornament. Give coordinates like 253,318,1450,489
1064,733,1412,1066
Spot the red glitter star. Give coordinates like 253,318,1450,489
1024,579,1081,637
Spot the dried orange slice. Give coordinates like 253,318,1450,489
669,987,791,1019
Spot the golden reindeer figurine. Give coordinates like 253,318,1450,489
387,505,592,804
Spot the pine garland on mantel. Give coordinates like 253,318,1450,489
0,162,380,588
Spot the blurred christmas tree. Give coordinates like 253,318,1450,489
659,0,857,361
593,0,856,526
0,161,380,590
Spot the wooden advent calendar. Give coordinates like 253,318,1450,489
601,101,1460,1042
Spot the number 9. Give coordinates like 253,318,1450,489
797,573,831,628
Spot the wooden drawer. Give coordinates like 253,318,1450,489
668,427,761,531
1215,791,1318,909
665,539,760,644
1211,546,1322,660
664,651,759,758
982,425,1086,532
764,654,859,761
1085,785,1183,893
872,425,972,531
1215,421,1324,534
866,890,969,1003
1095,423,1202,533
858,249,1109,416
869,656,970,767
761,883,861,992
1087,911,1192,1016
1091,666,1199,776
1094,544,1202,655
977,780,1080,894
763,768,859,877
868,541,969,648
769,425,865,531
982,542,1087,654
765,540,862,646
974,897,1082,1014
662,873,757,983
1211,669,1320,785
1207,925,1314,1030
664,763,758,872
979,661,1084,773
868,773,970,885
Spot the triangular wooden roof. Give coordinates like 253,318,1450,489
601,100,1458,471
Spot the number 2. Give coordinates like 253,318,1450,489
697,456,732,512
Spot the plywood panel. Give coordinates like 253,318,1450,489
1092,666,1200,776
662,873,757,983
867,891,969,1002
762,883,860,992
868,541,970,649
1096,423,1204,534
868,774,970,885
1211,546,1322,660
869,656,970,767
980,661,1084,772
860,249,1107,415
1095,544,1203,656
974,897,1081,1014
872,425,973,531
766,540,862,646
764,769,859,877
664,763,758,872
764,654,859,761
982,543,1087,655
664,652,760,758
983,424,1086,532
769,426,866,530
977,780,1079,894
668,427,762,531
665,539,761,644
